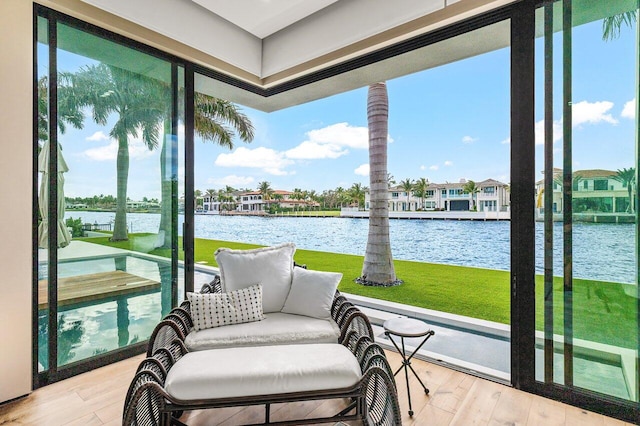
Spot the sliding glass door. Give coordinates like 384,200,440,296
35,7,185,384
533,0,639,411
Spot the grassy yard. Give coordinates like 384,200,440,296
81,234,637,349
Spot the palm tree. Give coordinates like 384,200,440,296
38,75,84,144
349,183,366,209
194,189,203,210
602,11,636,41
462,180,480,211
613,167,636,213
158,95,254,246
413,177,429,210
399,178,414,211
204,189,217,211
72,64,166,240
359,82,399,286
258,181,273,208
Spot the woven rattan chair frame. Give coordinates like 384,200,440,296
125,338,401,426
146,320,186,357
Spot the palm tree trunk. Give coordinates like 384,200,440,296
112,136,129,241
361,82,399,286
159,120,172,247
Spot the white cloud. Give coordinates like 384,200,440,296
86,131,109,142
285,141,348,159
501,138,510,145
622,98,636,119
534,119,563,145
207,175,255,187
462,136,477,144
305,122,369,149
215,146,294,175
572,100,618,127
429,165,439,171
420,165,426,171
354,164,370,176
83,135,156,161
444,161,453,167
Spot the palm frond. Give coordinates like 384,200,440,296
602,11,637,41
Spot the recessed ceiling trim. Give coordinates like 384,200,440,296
191,0,340,38
262,0,517,87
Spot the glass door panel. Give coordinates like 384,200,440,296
535,0,639,402
35,10,184,376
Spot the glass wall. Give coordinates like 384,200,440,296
535,0,639,403
36,12,183,377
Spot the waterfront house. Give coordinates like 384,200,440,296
238,190,318,212
2,0,638,424
535,169,635,217
367,178,509,212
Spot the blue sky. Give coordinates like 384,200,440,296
45,16,637,200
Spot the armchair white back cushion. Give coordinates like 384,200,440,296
215,243,295,313
281,268,342,320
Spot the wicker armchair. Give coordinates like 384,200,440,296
127,270,401,426
125,337,401,426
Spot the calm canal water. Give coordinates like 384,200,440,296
66,211,636,284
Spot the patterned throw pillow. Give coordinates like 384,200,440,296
187,284,265,331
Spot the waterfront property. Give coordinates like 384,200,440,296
201,189,319,213
536,168,636,219
365,178,510,213
3,0,639,424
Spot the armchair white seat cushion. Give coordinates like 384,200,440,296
215,243,295,313
164,344,362,400
184,312,340,351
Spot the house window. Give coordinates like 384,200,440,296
484,186,495,194
392,192,399,198
426,190,434,197
583,181,588,190
594,179,608,191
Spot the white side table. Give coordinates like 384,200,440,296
383,317,435,416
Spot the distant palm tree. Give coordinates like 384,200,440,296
462,180,480,211
360,82,399,286
387,174,396,186
258,181,273,210
413,177,429,210
205,189,217,204
613,167,636,213
399,178,414,211
291,188,304,201
349,183,366,209
194,189,203,209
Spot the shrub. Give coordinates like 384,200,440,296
65,217,84,237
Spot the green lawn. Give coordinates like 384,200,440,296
80,234,637,349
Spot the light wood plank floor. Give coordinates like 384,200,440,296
0,350,634,426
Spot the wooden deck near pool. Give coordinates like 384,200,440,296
38,270,160,309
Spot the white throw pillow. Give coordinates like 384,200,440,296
215,243,295,313
187,285,265,331
281,268,342,320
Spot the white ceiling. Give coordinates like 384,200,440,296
79,0,484,79
191,0,340,38
75,0,514,110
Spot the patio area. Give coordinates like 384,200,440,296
0,350,630,426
